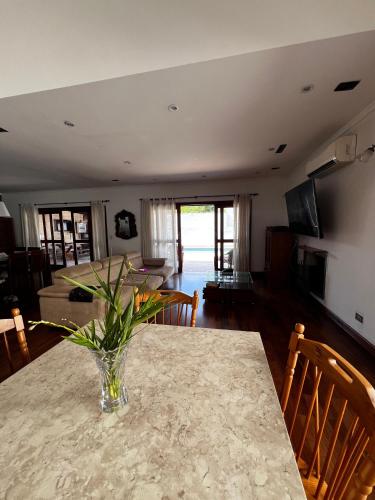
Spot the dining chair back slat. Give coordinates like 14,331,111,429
279,323,375,499
135,290,199,327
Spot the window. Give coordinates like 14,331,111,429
38,207,93,268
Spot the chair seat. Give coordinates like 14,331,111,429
298,457,328,500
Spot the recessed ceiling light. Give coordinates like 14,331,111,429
301,84,314,93
0,127,8,133
112,179,119,182
123,160,132,165
272,167,281,170
275,144,287,154
168,104,179,112
64,120,75,127
334,80,361,92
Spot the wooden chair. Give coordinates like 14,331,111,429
135,290,199,327
0,308,31,373
280,323,375,499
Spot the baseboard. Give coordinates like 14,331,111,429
313,297,375,358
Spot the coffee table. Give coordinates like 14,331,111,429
203,270,254,302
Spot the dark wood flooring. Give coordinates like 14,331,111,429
1,274,374,394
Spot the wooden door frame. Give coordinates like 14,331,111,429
176,201,233,273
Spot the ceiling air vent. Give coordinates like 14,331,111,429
334,81,360,92
275,144,287,154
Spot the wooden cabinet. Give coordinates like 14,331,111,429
265,226,294,288
0,217,16,253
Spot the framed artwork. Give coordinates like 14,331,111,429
115,210,138,240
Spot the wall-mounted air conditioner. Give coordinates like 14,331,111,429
306,135,357,178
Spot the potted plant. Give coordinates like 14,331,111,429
30,258,168,413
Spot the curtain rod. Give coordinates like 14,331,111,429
18,200,110,207
139,193,258,201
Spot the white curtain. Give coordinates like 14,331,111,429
91,201,108,260
141,199,153,257
233,194,252,272
20,204,40,248
142,199,177,272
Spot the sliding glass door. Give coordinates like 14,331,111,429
38,207,93,269
177,201,234,272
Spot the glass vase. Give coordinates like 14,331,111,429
92,346,128,413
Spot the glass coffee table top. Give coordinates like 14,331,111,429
206,270,253,289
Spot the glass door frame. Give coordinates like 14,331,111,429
38,206,94,269
176,200,234,273
214,201,234,271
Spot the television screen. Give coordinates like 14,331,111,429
285,179,322,238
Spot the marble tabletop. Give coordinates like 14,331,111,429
0,324,305,499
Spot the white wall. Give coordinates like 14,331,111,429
3,176,288,273
287,105,375,347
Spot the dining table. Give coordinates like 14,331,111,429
0,324,305,499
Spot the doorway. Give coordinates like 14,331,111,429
177,202,234,273
38,207,93,269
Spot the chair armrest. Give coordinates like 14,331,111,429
143,257,166,267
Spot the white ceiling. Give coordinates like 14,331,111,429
1,0,375,98
1,15,375,191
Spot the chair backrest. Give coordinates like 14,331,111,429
280,323,375,499
0,308,31,373
135,290,199,327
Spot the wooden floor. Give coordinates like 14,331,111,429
2,273,374,391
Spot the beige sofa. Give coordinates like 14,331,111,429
38,255,165,327
125,251,174,282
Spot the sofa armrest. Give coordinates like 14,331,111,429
143,257,166,267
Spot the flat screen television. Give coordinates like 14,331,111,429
285,179,322,238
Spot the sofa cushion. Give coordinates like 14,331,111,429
54,261,102,280
143,257,166,267
122,273,163,290
38,284,75,299
53,261,104,286
125,251,143,270
145,265,174,281
99,256,128,283
100,255,127,269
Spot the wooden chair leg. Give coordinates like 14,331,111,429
11,308,31,364
2,331,15,373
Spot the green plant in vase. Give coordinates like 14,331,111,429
30,258,169,413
